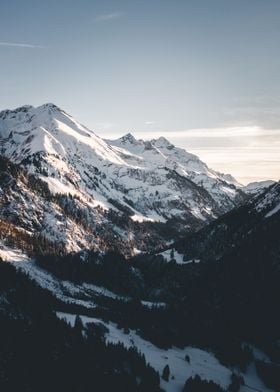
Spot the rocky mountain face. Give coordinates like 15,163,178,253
0,103,246,253
173,181,280,262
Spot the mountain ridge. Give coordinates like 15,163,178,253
0,102,269,254
0,104,246,221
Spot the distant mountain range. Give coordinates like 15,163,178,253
242,180,276,194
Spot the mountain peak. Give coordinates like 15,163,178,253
37,103,61,112
0,103,62,123
0,104,33,119
152,136,173,148
0,103,245,228
120,133,138,144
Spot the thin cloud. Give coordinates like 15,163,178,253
131,126,280,140
94,11,126,22
145,121,156,125
0,41,45,49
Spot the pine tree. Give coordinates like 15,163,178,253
162,364,170,382
74,315,83,334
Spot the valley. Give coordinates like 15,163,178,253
0,104,279,392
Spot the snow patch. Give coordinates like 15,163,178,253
265,202,280,218
56,312,232,392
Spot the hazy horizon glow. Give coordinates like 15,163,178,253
0,0,279,182
103,126,280,185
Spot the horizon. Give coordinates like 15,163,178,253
1,0,279,184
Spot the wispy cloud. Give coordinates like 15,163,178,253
145,121,156,125
0,42,45,49
94,11,126,22
129,126,280,141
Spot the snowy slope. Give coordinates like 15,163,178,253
108,133,243,212
252,181,280,217
57,312,274,392
0,156,125,253
0,103,125,165
243,180,276,195
57,311,232,392
0,240,275,392
174,181,280,263
0,243,167,311
0,104,245,232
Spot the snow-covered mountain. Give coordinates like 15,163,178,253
242,180,276,195
1,104,279,392
108,133,243,212
0,103,246,252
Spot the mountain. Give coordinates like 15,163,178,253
242,180,276,195
108,133,243,213
1,177,278,392
0,104,279,392
0,103,246,253
173,181,280,262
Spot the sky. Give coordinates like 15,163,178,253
0,0,279,184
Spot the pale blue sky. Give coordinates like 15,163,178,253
0,0,279,183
